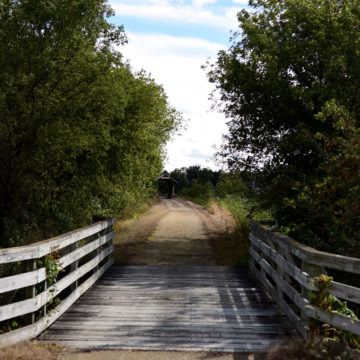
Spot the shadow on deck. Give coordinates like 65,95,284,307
39,265,296,352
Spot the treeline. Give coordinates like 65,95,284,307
159,166,219,202
0,0,182,248
160,166,251,205
206,0,360,256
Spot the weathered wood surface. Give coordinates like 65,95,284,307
0,268,46,294
0,219,114,346
249,221,360,339
251,221,360,274
0,219,114,264
40,265,295,352
0,258,113,346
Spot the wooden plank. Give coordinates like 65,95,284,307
250,233,311,290
250,247,306,311
305,304,360,336
58,304,285,316
0,257,113,346
50,321,292,330
59,231,114,270
47,245,113,301
0,219,114,264
43,327,291,337
251,221,360,275
40,265,294,352
41,339,281,352
249,261,306,338
251,226,360,320
250,231,360,338
331,281,360,305
0,246,113,322
0,268,46,294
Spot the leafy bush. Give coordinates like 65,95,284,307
0,0,183,247
311,274,360,349
182,182,214,207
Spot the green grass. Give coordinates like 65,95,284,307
217,195,273,225
211,196,273,266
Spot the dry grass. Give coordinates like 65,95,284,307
112,203,168,265
255,336,360,360
196,202,250,266
0,341,65,360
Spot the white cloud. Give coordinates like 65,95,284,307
192,0,218,7
126,33,222,56
121,32,228,170
110,1,243,29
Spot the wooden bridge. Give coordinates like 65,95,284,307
1,218,360,352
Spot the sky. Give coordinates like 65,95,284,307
109,0,249,171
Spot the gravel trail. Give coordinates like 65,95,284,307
129,198,215,265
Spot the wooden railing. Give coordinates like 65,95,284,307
0,219,114,346
249,221,360,338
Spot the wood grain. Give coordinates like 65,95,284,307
39,265,295,352
250,221,360,338
0,219,114,264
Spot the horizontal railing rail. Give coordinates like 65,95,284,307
249,221,360,338
0,219,114,346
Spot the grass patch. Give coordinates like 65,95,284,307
209,221,250,266
217,195,273,224
208,196,273,266
0,342,65,360
257,335,359,359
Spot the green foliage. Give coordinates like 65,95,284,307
37,252,62,286
311,274,360,348
7,320,19,332
164,166,221,194
0,0,183,246
218,196,273,225
182,182,214,207
206,0,360,256
279,109,360,255
215,172,247,198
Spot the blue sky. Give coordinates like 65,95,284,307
109,0,248,170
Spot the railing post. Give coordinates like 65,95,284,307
70,242,78,291
25,259,37,324
301,260,325,337
96,232,100,272
43,278,47,317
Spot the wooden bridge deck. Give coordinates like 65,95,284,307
39,265,295,352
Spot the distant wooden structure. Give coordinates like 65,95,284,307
156,174,177,199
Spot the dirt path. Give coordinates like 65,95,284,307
113,198,232,266
128,198,215,265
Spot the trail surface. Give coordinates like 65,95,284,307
129,198,215,265
113,198,234,266
55,198,294,360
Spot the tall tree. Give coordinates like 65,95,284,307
206,0,360,251
207,0,360,171
0,0,182,246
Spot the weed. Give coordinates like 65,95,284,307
311,274,360,349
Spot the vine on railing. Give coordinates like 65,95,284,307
249,221,360,345
311,274,360,348
0,218,115,346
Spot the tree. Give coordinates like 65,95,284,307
207,1,360,212
208,0,360,169
206,0,360,253
0,0,182,247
